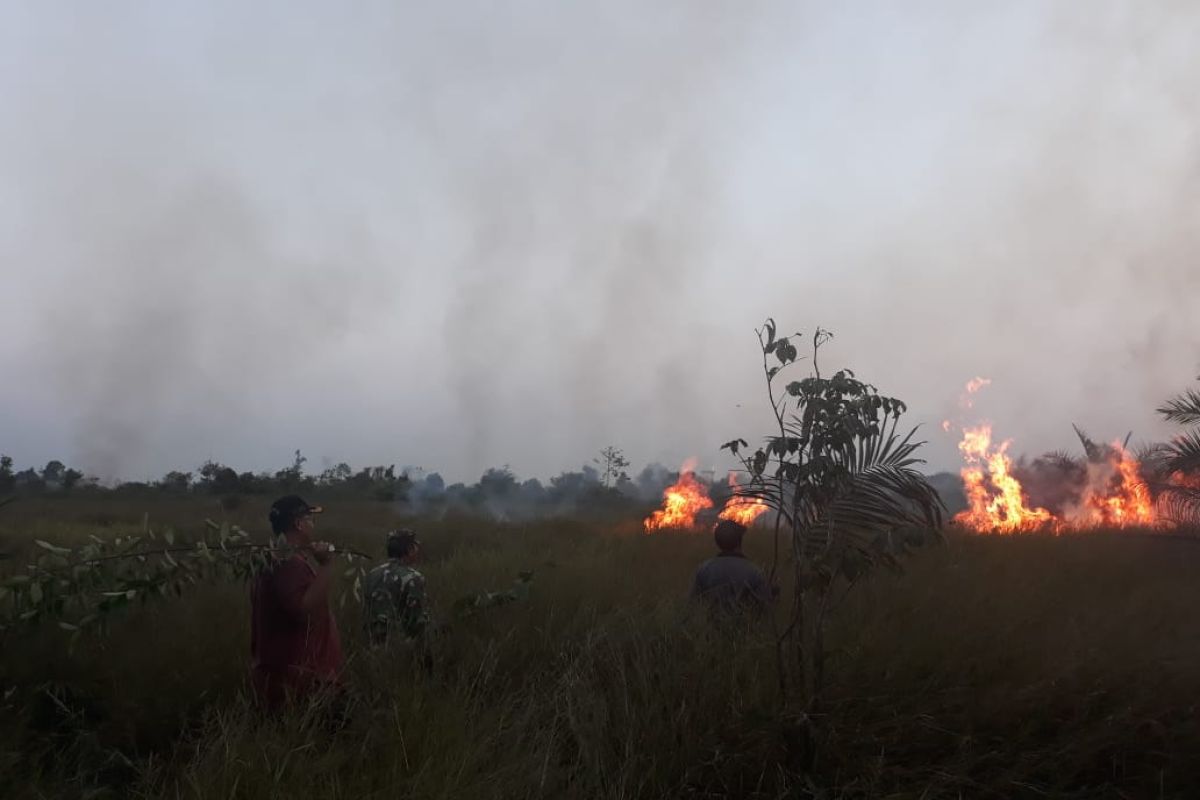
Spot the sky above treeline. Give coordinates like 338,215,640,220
2,1,1198,484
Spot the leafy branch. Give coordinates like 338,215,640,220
0,520,373,647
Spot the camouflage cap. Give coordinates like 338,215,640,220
387,528,420,551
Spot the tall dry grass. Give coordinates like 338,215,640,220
3,496,1200,798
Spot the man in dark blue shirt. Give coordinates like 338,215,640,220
689,519,773,618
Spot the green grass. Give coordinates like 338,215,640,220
3,496,1200,798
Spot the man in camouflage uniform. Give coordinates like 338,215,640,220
363,529,430,646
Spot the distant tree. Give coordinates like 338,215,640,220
198,460,221,484
470,466,517,517
0,455,13,494
384,468,410,503
479,466,518,496
424,472,445,493
350,465,383,489
545,467,600,509
594,446,631,488
237,472,271,494
398,465,424,483
274,449,308,491
343,464,408,502
634,463,672,500
520,477,546,502
13,468,44,492
41,460,67,487
197,461,241,495
443,482,469,508
318,462,353,486
61,468,83,491
158,471,193,493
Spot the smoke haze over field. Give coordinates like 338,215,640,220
2,2,1199,483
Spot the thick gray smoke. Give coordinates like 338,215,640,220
2,2,1199,483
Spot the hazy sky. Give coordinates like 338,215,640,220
2,1,1198,483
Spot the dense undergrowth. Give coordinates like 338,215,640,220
2,496,1199,798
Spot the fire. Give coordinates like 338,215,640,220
964,377,991,398
1170,470,1200,490
948,379,1159,533
643,461,713,532
717,472,770,526
954,424,1054,533
1067,443,1156,528
643,464,770,532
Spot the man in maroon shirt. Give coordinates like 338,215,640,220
250,495,345,711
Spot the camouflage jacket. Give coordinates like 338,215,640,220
363,561,429,642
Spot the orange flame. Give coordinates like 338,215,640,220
953,424,1054,533
1066,442,1155,528
948,380,1159,533
643,460,713,532
964,377,991,398
1170,470,1200,490
717,472,770,526
643,465,772,532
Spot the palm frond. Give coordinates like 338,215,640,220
826,464,945,531
1039,450,1081,469
846,425,943,523
1133,440,1168,463
844,416,925,474
1134,442,1173,484
1160,430,1200,477
1073,424,1102,462
1158,389,1200,425
792,467,943,575
1154,484,1200,525
790,423,945,563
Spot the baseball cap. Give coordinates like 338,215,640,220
269,495,324,531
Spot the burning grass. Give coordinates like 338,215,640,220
3,497,1200,798
643,464,768,532
946,379,1174,534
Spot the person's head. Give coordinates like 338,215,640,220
386,529,421,562
713,519,747,553
269,495,323,538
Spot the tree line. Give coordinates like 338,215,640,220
0,447,797,520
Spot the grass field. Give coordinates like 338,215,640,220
3,495,1200,798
